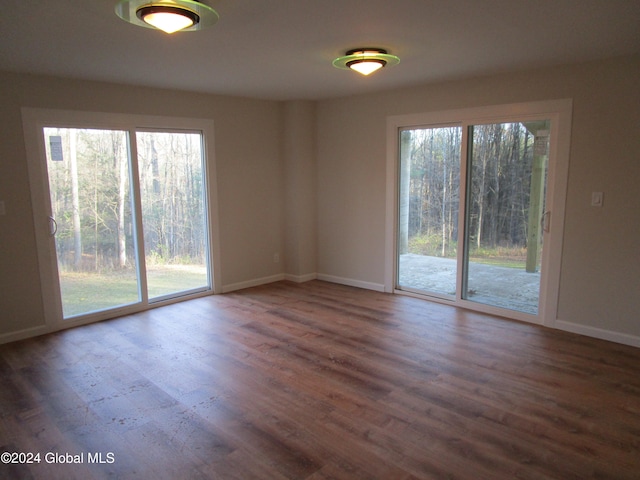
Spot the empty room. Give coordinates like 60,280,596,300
1,1,639,478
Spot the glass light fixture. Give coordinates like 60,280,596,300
333,48,400,76
347,56,385,75
137,6,198,33
115,0,219,34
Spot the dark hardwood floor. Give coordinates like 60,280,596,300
1,280,639,479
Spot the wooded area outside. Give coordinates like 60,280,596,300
138,130,209,300
400,122,545,263
44,127,209,316
399,126,461,260
467,122,548,265
45,128,133,270
137,131,208,270
398,121,549,314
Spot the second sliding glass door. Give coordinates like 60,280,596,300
463,121,549,314
398,119,551,317
137,131,210,301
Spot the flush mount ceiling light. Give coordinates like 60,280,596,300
115,0,219,34
332,48,400,76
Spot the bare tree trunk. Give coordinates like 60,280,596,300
476,136,487,250
70,130,82,269
149,134,161,256
94,153,99,271
490,124,502,248
441,152,447,257
117,135,127,268
398,131,411,254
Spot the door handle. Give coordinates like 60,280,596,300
540,211,551,233
48,216,58,236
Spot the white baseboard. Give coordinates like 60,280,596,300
284,272,317,283
222,272,388,294
221,274,286,293
316,273,385,292
0,324,50,345
555,319,640,348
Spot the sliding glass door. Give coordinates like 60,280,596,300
34,117,213,323
44,128,140,317
463,121,549,315
392,101,571,323
398,126,462,298
137,131,210,300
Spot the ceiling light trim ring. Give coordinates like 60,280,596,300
332,48,400,72
115,0,219,32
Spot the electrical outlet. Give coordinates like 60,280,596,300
273,253,280,263
591,192,603,207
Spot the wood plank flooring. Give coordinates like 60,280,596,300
1,280,639,479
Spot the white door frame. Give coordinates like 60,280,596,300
385,99,572,327
22,108,222,334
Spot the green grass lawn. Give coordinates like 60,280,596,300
467,256,526,269
60,265,208,317
408,240,530,269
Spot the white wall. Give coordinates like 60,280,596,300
283,101,317,281
316,55,640,343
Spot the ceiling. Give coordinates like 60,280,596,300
1,0,639,101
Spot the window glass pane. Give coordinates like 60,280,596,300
464,121,549,314
398,126,462,296
137,131,210,300
43,127,140,317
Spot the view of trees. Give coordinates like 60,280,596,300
401,122,548,263
45,128,207,273
45,128,132,271
137,131,207,267
468,123,543,254
400,126,461,258
44,127,209,316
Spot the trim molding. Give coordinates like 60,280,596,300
222,274,286,293
0,325,50,346
385,99,573,328
222,273,386,293
316,274,385,292
555,319,640,348
284,273,317,283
